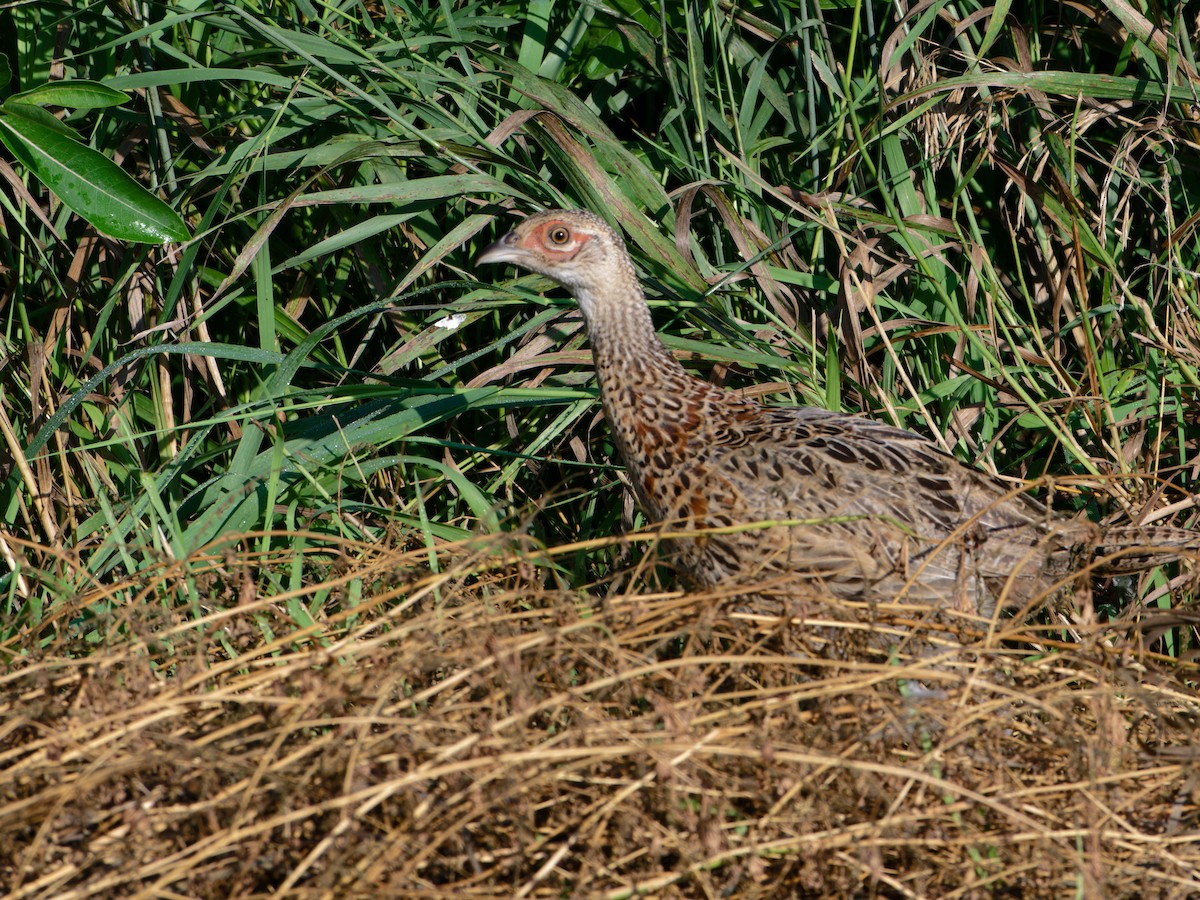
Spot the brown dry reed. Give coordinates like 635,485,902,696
2,529,1198,899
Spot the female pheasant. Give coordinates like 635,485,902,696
477,208,1197,616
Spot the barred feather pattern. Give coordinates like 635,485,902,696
477,209,1198,617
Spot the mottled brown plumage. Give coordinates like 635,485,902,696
477,209,1197,615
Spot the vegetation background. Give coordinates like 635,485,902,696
1,0,1198,896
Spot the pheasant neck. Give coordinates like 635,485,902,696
575,281,730,524
575,283,691,396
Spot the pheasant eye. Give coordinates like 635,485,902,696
548,226,571,245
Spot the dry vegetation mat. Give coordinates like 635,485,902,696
2,532,1198,898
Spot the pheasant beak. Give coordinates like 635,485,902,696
475,231,521,268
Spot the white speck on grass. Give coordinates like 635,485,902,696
433,313,466,330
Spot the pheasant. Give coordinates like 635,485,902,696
476,208,1198,617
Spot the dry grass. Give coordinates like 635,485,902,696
2,531,1198,898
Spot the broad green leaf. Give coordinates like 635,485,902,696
900,71,1165,104
0,101,82,141
0,105,189,243
104,68,299,91
299,174,510,206
7,80,130,109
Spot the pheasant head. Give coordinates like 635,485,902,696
475,209,645,329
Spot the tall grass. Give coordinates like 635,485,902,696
1,0,1197,635
3,2,1200,895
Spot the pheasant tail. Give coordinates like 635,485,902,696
1093,525,1200,574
